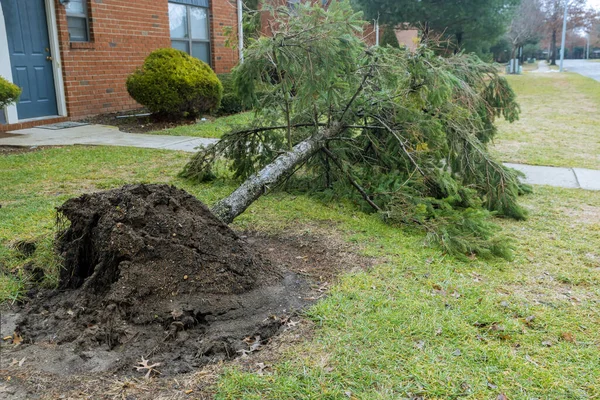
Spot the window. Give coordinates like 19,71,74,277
169,1,210,65
65,0,90,42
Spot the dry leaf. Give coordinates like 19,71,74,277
487,382,498,389
541,340,553,347
452,349,462,356
11,333,22,346
497,394,508,400
415,340,425,350
561,332,575,343
184,389,193,394
134,356,161,379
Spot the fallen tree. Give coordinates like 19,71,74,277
182,0,529,259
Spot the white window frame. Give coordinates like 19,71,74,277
66,0,90,42
169,2,211,66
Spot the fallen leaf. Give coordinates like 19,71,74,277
452,349,462,356
184,389,193,394
541,340,553,347
435,328,442,336
487,382,498,389
2,336,12,341
134,356,161,379
11,333,22,346
255,362,269,375
561,332,575,343
414,340,425,350
497,394,508,400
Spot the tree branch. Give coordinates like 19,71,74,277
321,147,381,212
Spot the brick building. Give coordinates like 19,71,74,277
0,0,240,131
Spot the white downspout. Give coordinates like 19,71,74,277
237,0,244,63
375,20,379,46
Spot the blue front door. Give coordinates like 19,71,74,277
2,0,58,119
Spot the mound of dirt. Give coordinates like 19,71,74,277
11,184,311,376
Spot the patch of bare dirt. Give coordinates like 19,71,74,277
0,145,53,155
562,205,600,225
81,110,202,134
0,184,374,399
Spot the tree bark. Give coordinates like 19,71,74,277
211,123,343,224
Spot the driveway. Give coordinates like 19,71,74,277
563,59,600,82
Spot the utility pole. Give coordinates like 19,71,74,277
237,0,244,63
559,0,568,72
587,34,590,60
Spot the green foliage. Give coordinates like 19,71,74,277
353,0,518,54
182,0,528,259
380,25,400,48
126,48,223,118
0,76,21,109
217,73,245,115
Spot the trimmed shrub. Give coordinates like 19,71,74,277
126,48,223,118
0,76,21,108
217,73,244,115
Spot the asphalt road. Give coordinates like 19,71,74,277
562,59,600,82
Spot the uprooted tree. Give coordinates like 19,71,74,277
181,0,529,259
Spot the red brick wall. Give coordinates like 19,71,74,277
54,0,239,120
210,0,239,73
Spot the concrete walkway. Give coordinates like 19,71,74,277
1,124,599,191
0,124,217,152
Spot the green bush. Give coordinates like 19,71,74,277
217,73,244,115
126,48,222,118
0,76,21,108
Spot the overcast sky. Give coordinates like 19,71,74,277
587,0,600,10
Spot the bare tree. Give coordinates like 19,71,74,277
507,0,545,66
542,0,587,64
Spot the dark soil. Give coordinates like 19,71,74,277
0,184,374,399
81,110,203,134
0,145,51,155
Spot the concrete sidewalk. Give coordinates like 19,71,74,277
1,124,599,191
505,163,600,191
0,124,217,152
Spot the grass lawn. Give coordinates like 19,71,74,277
493,72,600,170
144,112,253,139
1,146,599,398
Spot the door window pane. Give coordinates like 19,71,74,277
67,17,88,42
192,42,209,64
169,3,188,39
190,7,208,40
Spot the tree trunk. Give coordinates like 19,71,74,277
211,124,343,224
550,29,557,65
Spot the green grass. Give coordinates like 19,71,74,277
493,72,600,169
1,146,599,398
144,112,253,139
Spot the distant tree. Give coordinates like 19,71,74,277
380,25,400,48
542,0,588,65
352,0,519,54
506,0,545,66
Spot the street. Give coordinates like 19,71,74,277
563,59,600,82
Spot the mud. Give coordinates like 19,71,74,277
1,185,306,376
0,185,374,398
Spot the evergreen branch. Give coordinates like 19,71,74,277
322,147,381,212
